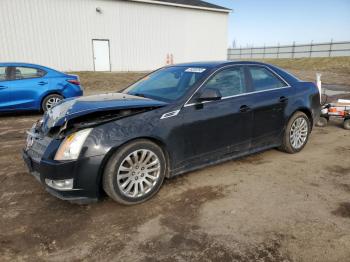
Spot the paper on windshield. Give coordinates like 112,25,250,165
185,68,206,73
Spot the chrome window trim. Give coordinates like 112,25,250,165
184,86,291,107
183,64,291,108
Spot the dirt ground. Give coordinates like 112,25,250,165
1,68,350,261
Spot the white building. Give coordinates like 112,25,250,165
0,0,230,72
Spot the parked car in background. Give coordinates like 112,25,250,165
0,63,83,112
23,61,320,205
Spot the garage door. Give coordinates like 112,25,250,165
92,40,111,71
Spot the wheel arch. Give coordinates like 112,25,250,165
40,92,65,111
290,107,314,129
96,136,172,196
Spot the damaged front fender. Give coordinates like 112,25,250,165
81,110,164,158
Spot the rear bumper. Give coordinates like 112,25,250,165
22,150,104,204
62,84,83,98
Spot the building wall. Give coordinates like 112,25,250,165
0,0,229,71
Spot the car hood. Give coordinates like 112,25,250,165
42,93,168,131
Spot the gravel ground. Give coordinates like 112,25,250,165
0,70,350,262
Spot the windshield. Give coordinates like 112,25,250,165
123,66,208,102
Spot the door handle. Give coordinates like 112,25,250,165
0,86,7,90
240,105,251,113
279,96,288,103
38,81,48,85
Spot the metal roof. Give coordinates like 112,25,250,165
127,0,231,12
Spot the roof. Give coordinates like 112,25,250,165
0,62,50,68
172,61,300,82
173,61,230,68
0,62,62,73
127,0,231,13
173,61,280,69
153,0,230,11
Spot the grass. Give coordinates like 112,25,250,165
254,57,350,86
69,71,146,94
69,57,350,94
259,57,350,75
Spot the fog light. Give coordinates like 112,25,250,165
45,178,74,191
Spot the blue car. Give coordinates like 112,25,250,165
0,63,83,112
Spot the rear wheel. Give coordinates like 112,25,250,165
344,119,350,130
279,111,311,154
42,94,63,112
316,117,328,127
103,139,167,205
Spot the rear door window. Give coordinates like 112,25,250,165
13,67,46,80
248,66,287,91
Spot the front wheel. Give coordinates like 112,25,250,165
279,111,311,154
103,139,167,205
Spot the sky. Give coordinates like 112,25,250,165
207,0,350,48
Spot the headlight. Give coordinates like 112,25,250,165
54,128,92,160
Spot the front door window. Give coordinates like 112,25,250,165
201,66,247,97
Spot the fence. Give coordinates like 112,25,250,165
227,41,350,60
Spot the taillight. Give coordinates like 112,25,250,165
67,79,80,85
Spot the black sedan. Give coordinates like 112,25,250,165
23,61,321,205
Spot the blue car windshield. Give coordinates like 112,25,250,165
123,66,208,102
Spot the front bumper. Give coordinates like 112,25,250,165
22,150,104,204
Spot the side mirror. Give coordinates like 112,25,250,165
197,88,222,102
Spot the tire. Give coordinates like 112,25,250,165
344,119,350,130
103,139,167,205
41,94,63,112
316,117,328,127
279,111,311,154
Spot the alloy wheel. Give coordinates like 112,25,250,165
117,149,161,198
290,117,308,149
46,97,62,110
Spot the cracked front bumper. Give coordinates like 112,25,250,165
22,150,104,204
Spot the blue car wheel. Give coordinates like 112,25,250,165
42,94,63,112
